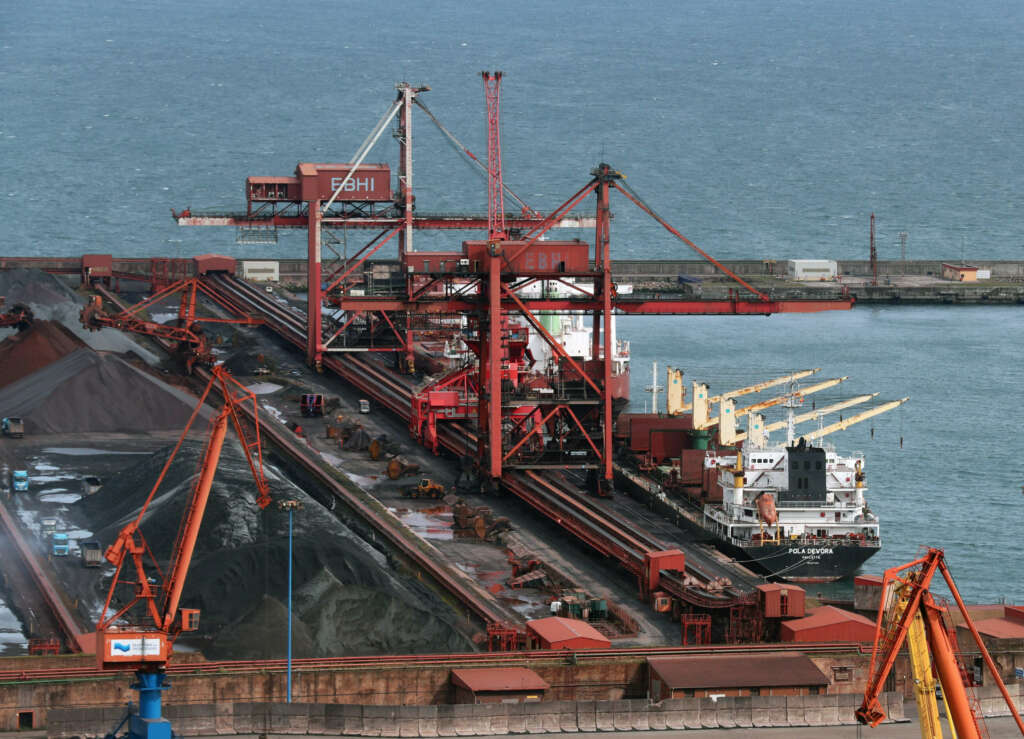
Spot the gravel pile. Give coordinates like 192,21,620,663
0,268,160,363
0,320,85,387
0,349,196,434
72,440,475,658
0,267,80,306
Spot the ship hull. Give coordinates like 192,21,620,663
718,538,880,583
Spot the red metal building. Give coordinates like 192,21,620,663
648,653,829,699
450,667,549,704
756,583,806,619
525,617,611,650
780,606,876,643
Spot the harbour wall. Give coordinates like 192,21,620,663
44,692,909,737
0,650,872,732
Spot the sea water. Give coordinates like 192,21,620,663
2,0,1022,602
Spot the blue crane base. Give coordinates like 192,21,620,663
125,671,172,739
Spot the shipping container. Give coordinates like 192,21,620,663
296,163,392,202
242,260,280,282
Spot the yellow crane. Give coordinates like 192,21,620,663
667,367,820,415
800,398,909,442
858,548,1024,739
698,377,847,432
730,393,878,444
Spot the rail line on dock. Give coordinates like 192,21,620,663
0,640,871,684
205,274,760,609
94,284,511,631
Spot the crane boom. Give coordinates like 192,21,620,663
97,366,271,668
671,368,821,414
94,365,273,739
857,548,1024,738
800,398,908,441
731,394,877,443
80,278,263,372
697,377,847,430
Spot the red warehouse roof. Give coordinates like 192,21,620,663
966,618,1024,641
780,606,876,643
451,667,550,693
526,617,611,649
649,652,828,690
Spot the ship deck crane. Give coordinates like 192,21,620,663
730,394,878,444
96,366,272,739
856,547,1024,739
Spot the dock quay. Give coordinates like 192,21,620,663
4,256,1024,304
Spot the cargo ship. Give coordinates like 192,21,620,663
615,368,906,582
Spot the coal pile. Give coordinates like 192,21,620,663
0,267,80,306
0,348,196,434
0,320,85,387
73,440,475,659
0,268,160,363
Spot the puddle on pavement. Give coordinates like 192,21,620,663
391,507,454,541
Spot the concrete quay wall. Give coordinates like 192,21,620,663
0,657,645,731
45,692,907,737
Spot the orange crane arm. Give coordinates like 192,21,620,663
857,547,1024,738
96,366,271,670
157,370,271,631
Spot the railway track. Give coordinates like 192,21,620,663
0,640,869,684
93,284,510,630
206,275,758,608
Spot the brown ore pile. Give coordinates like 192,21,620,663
72,441,476,658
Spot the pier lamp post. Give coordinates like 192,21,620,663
278,498,303,703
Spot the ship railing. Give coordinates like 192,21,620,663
756,533,880,547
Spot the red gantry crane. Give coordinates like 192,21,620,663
857,547,1024,739
95,366,271,739
174,77,854,496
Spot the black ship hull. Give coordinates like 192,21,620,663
719,538,880,583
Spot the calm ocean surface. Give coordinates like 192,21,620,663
2,0,1022,602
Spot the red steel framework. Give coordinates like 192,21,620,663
80,276,263,371
175,80,852,494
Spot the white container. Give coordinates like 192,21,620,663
241,260,280,282
786,259,837,280
359,399,371,414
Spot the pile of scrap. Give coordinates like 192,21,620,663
451,498,512,542
386,456,421,480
